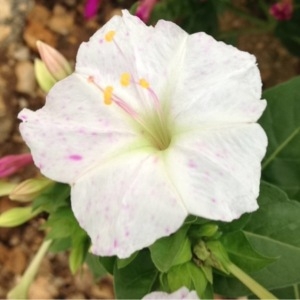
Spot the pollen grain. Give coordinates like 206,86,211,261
104,86,114,105
120,73,131,87
139,78,149,89
105,31,116,42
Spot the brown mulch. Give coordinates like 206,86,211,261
0,0,299,299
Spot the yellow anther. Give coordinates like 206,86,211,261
120,73,131,87
139,78,149,89
104,86,114,105
105,31,115,42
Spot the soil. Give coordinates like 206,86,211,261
0,0,299,299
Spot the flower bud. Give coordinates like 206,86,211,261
0,206,40,227
84,0,101,19
198,223,219,238
9,178,54,202
36,40,72,81
0,153,33,178
0,181,18,197
34,59,57,93
136,0,158,23
269,0,293,21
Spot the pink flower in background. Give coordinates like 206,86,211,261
84,0,101,19
143,287,199,299
136,0,158,23
19,11,267,258
0,154,33,178
269,0,293,21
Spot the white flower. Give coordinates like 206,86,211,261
142,287,199,299
19,11,267,258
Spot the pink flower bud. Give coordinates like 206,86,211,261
84,0,101,19
269,0,293,21
36,41,72,81
0,154,33,178
136,0,158,23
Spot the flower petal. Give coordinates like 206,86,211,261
18,74,149,183
71,150,187,258
165,124,267,221
170,32,266,129
76,11,187,115
142,287,199,299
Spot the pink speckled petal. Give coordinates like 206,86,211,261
71,150,187,258
76,11,187,115
166,123,267,221
143,287,199,299
19,74,149,183
170,32,266,129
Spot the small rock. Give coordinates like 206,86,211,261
23,21,57,50
26,3,51,26
0,116,13,143
15,60,36,95
0,0,12,21
0,93,7,117
28,276,58,299
47,5,75,35
0,25,11,44
13,45,30,61
6,247,27,275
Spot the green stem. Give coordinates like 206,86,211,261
7,239,52,299
262,128,300,170
225,2,268,27
293,284,300,299
227,263,277,300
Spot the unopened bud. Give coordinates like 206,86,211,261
0,181,18,197
269,0,293,21
136,0,158,23
198,223,219,238
34,59,57,93
0,153,33,178
0,206,41,227
10,178,54,202
36,40,72,81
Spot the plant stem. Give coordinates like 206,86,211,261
227,263,277,300
293,284,300,299
262,128,300,170
7,239,52,299
224,2,268,27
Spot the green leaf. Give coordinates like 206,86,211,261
99,256,116,274
45,207,78,240
117,251,138,269
166,262,208,298
214,182,300,297
69,232,90,274
149,225,192,272
166,263,193,292
48,237,71,253
114,249,158,299
222,231,276,273
85,253,108,280
217,213,251,234
260,77,300,200
32,183,70,213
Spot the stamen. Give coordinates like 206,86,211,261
120,73,131,87
139,78,149,89
104,86,114,105
105,31,115,42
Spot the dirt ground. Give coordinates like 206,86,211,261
0,0,299,299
